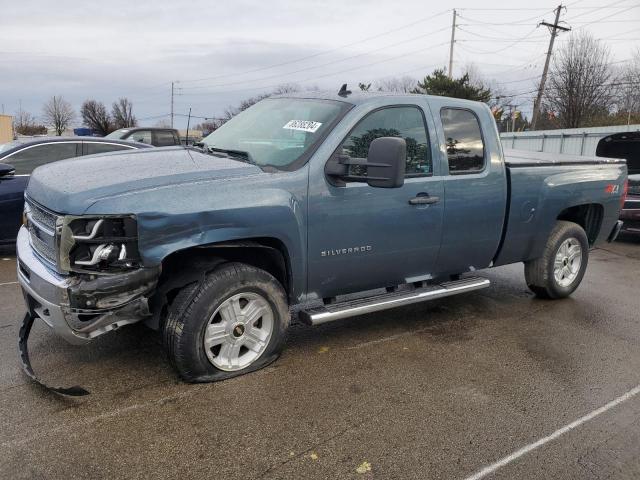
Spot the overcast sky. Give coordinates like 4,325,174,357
1,0,638,129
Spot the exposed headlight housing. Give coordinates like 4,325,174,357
59,215,140,273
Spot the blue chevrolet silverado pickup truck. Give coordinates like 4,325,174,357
16,90,627,392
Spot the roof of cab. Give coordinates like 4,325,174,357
272,89,484,108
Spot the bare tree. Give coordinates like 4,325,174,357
13,111,47,136
271,83,300,95
544,33,614,128
111,98,137,129
617,49,640,123
219,84,301,123
375,76,417,93
42,96,75,136
154,119,172,128
81,100,112,136
194,119,224,135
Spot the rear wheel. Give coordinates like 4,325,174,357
525,220,589,299
163,262,290,382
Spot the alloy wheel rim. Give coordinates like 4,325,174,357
203,292,274,371
553,237,582,288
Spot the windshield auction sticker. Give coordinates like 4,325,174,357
283,120,322,133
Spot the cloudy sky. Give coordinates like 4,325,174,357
1,0,638,129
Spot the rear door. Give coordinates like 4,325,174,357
431,102,507,274
82,141,137,155
307,103,445,298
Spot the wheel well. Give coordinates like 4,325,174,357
147,238,292,330
165,238,290,293
556,204,603,245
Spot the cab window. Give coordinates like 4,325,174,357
440,108,485,174
5,142,79,174
339,106,431,177
154,130,178,146
129,130,152,144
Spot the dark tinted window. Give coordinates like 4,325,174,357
85,142,132,155
440,108,485,174
154,131,178,147
340,106,431,177
5,142,78,174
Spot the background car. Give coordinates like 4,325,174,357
620,174,640,235
105,127,181,147
0,137,150,246
596,131,639,235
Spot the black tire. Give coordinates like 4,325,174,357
163,262,290,383
524,220,589,299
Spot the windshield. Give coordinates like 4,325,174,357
105,129,129,139
202,98,349,169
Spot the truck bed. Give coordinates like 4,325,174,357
503,148,626,167
494,149,627,267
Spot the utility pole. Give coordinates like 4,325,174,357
448,9,457,79
185,107,192,146
170,82,175,128
511,105,518,133
531,5,570,130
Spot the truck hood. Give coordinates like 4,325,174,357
26,147,263,214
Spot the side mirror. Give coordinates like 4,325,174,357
325,137,406,188
366,137,406,188
0,163,15,178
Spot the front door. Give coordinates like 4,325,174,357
307,104,444,299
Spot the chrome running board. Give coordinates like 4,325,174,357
299,276,490,326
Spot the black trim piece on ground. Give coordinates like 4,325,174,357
18,313,90,396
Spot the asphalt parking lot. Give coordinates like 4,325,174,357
1,236,639,480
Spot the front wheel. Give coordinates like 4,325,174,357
525,220,589,299
163,262,290,382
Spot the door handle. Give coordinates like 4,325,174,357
408,195,440,205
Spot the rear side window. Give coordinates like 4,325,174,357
128,130,152,144
154,131,178,147
5,142,79,174
340,106,431,177
440,108,485,174
84,142,132,155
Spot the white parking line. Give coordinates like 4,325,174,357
463,384,640,480
0,281,18,287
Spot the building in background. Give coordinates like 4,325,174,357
0,114,14,143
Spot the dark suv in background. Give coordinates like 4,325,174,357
105,127,181,147
0,137,149,246
597,131,640,235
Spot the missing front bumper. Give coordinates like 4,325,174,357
16,226,159,344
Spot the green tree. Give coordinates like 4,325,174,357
412,69,492,103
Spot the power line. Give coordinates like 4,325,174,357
176,41,450,96
573,2,640,28
456,27,547,42
178,26,451,91
455,26,542,55
565,0,634,20
179,9,451,85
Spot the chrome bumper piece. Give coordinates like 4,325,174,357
17,226,149,344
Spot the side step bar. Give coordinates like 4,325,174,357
299,276,490,326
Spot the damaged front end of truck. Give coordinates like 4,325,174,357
17,198,162,395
